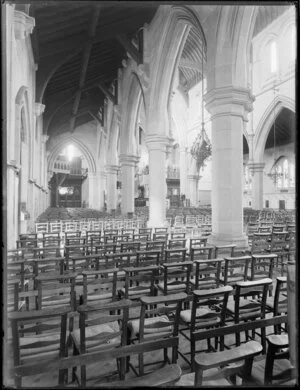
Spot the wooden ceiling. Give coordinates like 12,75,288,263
253,5,291,37
265,108,295,150
29,2,158,135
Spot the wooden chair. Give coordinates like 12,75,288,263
214,244,236,259
179,286,233,370
264,334,292,385
225,278,273,353
8,307,70,387
64,231,81,240
12,338,182,388
272,224,286,233
104,252,137,270
153,232,168,242
164,248,187,263
176,340,262,386
266,276,287,334
127,293,187,376
249,254,276,296
35,272,77,312
118,265,159,304
133,233,151,243
171,232,186,239
81,268,119,305
168,238,187,249
176,314,288,386
120,241,141,253
190,258,224,291
156,261,193,296
219,256,251,286
136,250,161,267
145,239,165,255
121,228,135,239
250,233,272,254
70,299,132,386
42,232,60,240
154,227,168,233
189,237,208,252
190,245,214,262
268,231,289,275
139,227,152,238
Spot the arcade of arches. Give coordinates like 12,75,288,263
2,2,297,386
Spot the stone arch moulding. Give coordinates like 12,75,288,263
15,86,32,166
148,6,206,135
47,135,97,174
254,95,295,162
119,72,146,156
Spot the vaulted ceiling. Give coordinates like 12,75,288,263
29,2,158,135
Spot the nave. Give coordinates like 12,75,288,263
6,211,296,387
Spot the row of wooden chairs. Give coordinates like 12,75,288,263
8,289,290,387
35,218,147,234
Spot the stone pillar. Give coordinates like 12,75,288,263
119,155,139,216
99,170,106,210
248,162,265,210
146,134,168,228
88,172,101,210
187,174,199,207
205,87,255,249
179,147,188,196
106,165,119,212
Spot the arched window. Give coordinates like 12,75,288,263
270,41,277,73
271,157,294,189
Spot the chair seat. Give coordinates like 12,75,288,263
227,299,262,320
20,332,61,358
180,308,220,326
42,295,70,306
86,292,114,301
128,315,172,337
119,285,151,297
157,282,187,292
72,321,120,351
265,296,287,312
174,369,231,387
219,275,245,284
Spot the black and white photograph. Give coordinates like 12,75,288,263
2,1,297,387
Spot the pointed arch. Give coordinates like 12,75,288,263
254,95,295,161
119,72,146,155
47,135,97,173
148,6,206,136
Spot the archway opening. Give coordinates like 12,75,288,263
49,143,89,208
263,107,295,209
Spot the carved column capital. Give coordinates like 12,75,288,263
119,154,139,167
14,10,35,40
34,102,45,117
105,165,120,174
205,86,255,122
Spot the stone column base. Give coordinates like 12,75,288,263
207,233,249,251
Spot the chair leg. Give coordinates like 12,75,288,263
264,343,275,384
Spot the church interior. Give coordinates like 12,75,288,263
2,2,297,387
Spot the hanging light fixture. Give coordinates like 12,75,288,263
190,41,211,170
267,86,283,185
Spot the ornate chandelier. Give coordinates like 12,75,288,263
190,43,211,170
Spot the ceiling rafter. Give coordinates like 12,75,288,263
116,34,142,64
70,6,101,133
98,82,117,105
